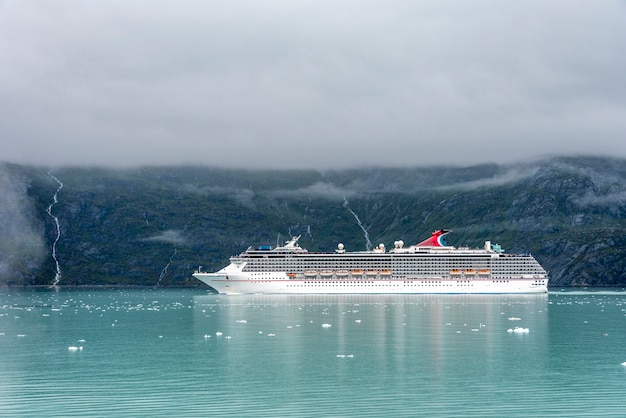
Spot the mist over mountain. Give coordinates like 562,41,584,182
1,156,625,288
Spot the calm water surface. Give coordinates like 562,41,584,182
1,288,625,417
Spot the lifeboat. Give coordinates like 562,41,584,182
478,269,491,275
336,270,349,277
365,270,378,276
464,269,476,275
380,269,392,276
287,272,296,278
450,269,462,275
320,270,333,277
351,269,364,277
304,270,318,277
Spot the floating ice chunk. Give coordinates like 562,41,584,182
225,336,232,339
267,333,276,337
471,329,479,332
508,327,529,333
508,317,522,321
337,354,345,358
68,346,83,352
216,331,223,336
322,323,332,328
621,362,626,366
236,320,247,323
355,319,362,323
204,334,211,339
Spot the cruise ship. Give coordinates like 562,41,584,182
193,230,549,294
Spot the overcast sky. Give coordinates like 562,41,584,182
1,1,625,169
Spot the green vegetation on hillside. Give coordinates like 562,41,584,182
1,156,624,287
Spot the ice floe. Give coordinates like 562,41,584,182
507,327,530,334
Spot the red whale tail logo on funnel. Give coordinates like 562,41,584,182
416,229,450,247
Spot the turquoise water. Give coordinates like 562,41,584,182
1,289,625,417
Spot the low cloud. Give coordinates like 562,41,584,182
436,165,541,191
269,181,355,200
143,229,187,245
574,191,626,209
0,165,46,283
181,184,256,206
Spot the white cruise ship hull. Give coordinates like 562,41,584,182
193,272,548,295
193,230,549,295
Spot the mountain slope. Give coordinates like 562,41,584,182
1,156,624,287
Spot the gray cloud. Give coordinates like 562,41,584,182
143,229,187,245
269,181,354,200
1,1,625,169
181,183,256,206
436,165,541,191
575,191,626,207
0,165,46,282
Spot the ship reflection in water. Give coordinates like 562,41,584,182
193,293,549,394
